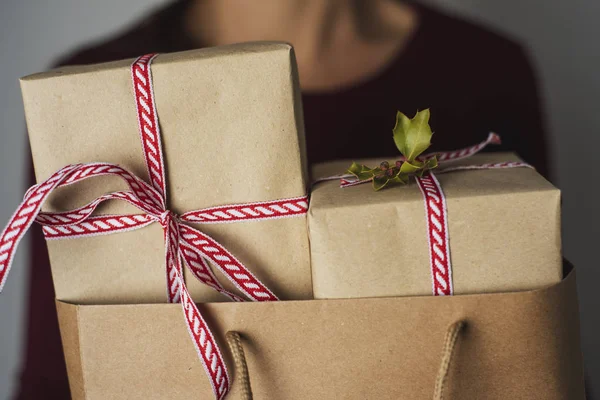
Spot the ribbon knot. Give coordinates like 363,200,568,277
158,210,177,228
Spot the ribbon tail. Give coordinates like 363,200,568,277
424,132,501,164
164,217,182,303
179,243,245,302
179,224,278,302
311,173,354,186
174,262,231,399
340,177,371,188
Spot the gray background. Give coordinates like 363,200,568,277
0,0,597,398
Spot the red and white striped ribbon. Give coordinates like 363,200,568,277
422,132,502,163
416,173,452,296
337,134,532,296
0,54,308,399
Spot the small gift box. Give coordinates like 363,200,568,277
308,111,562,299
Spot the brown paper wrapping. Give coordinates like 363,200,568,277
20,42,311,303
56,266,585,399
309,152,562,299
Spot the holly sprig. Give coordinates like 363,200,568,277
347,109,438,190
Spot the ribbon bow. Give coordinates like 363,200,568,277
0,53,308,399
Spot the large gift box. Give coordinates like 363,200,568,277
309,151,562,299
20,42,311,304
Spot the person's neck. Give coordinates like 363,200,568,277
185,0,418,91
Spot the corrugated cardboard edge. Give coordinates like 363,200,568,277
56,300,86,399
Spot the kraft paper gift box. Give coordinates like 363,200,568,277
20,42,312,304
309,152,562,299
55,264,585,399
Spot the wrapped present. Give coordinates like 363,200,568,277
19,42,311,304
0,43,311,399
308,111,562,299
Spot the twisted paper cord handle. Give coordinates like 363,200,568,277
225,321,466,400
433,320,466,400
226,332,254,400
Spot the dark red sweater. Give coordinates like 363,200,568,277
16,1,549,398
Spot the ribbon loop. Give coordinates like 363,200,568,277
0,164,82,292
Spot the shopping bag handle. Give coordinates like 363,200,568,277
226,320,466,400
433,320,465,400
226,331,254,400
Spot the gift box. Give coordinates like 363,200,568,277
309,151,562,299
20,42,311,304
55,264,585,399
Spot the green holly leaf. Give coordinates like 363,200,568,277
390,174,409,184
345,109,438,191
373,175,390,191
348,162,378,181
423,156,438,170
398,160,423,175
393,109,433,162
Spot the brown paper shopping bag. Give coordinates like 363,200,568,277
57,264,584,400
